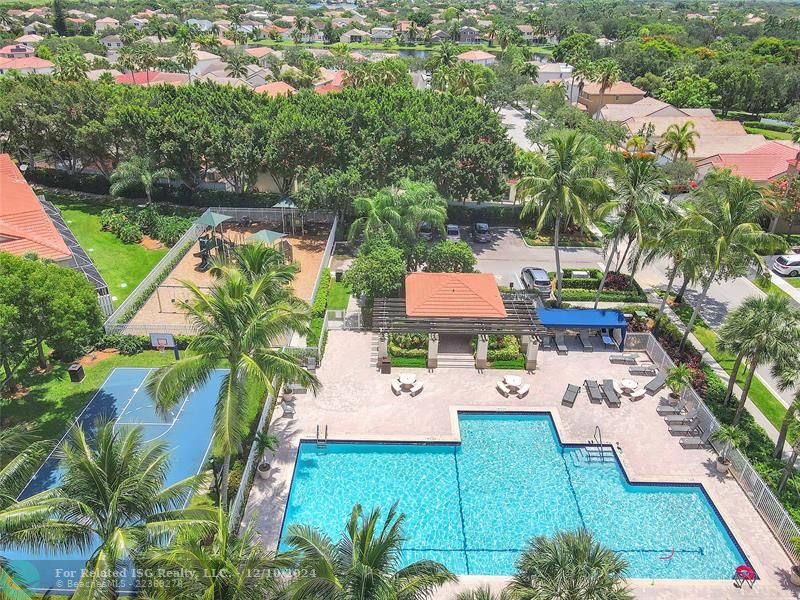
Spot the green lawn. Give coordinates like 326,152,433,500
670,302,791,434
787,278,800,289
754,277,793,301
51,197,168,306
743,126,794,141
328,280,352,310
2,351,174,448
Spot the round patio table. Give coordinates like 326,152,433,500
621,378,638,392
399,373,416,390
504,375,523,391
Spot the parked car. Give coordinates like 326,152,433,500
472,222,491,243
521,267,552,296
446,224,461,242
773,254,800,277
419,221,434,240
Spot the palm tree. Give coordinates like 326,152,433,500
778,437,800,494
508,529,633,600
147,15,168,42
773,359,800,458
224,51,251,78
134,42,158,85
592,58,620,115
717,298,760,406
657,122,699,161
176,43,198,81
676,171,787,350
0,421,212,597
0,425,46,511
427,39,458,72
395,178,448,238
711,425,748,465
571,59,594,106
140,508,293,599
348,189,404,244
408,21,419,42
730,294,799,426
665,363,693,398
517,130,607,306
516,60,539,81
593,155,669,307
146,267,319,509
110,155,177,205
52,50,89,81
485,21,499,47
285,503,456,599
210,243,301,303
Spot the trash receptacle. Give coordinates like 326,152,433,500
67,363,85,383
335,270,343,282
379,357,392,375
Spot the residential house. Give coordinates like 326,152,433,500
100,35,124,50
213,19,232,31
14,34,44,45
186,18,213,32
0,44,35,59
516,24,536,44
598,97,714,122
578,80,646,114
262,24,290,40
457,50,496,65
191,50,223,76
244,65,272,87
66,18,86,29
0,56,53,74
87,68,121,80
245,46,280,67
115,71,190,86
94,17,119,32
430,30,449,43
253,81,296,97
395,20,412,35
459,26,480,44
126,17,149,30
245,11,272,21
371,26,394,42
22,23,52,35
0,154,72,266
340,28,371,43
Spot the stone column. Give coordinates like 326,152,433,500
378,333,389,362
525,336,539,371
427,333,439,369
520,335,531,353
475,334,489,370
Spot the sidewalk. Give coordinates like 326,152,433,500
772,273,800,304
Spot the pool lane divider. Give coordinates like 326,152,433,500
451,446,471,574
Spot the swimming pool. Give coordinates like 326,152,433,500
280,412,749,580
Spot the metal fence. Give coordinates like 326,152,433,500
103,221,205,333
627,332,800,561
208,206,336,225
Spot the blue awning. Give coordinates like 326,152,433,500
536,308,628,329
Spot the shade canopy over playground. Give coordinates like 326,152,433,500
195,211,232,228
247,229,286,245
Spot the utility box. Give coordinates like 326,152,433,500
67,363,85,383
379,357,392,374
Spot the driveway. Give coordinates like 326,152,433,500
498,107,540,152
467,227,603,287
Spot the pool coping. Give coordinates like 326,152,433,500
275,406,757,585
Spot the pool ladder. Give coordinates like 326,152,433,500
583,426,612,463
316,425,328,449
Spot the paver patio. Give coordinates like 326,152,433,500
243,330,799,599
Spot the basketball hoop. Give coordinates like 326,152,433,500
157,342,166,354
150,332,178,360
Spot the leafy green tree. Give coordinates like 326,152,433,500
509,529,633,600
517,131,607,306
140,508,293,599
110,155,178,205
717,299,760,407
676,172,787,350
344,241,407,300
53,49,89,81
773,359,800,458
0,421,213,598
147,256,319,509
285,503,456,599
52,0,66,36
147,15,169,42
425,241,476,273
659,74,719,108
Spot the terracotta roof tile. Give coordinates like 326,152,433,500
405,273,506,318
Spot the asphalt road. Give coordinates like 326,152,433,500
498,107,540,153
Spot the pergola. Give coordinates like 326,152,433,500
374,273,549,369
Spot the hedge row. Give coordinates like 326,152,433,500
311,269,331,319
743,120,791,133
560,289,646,302
25,167,283,208
446,203,523,226
95,332,193,354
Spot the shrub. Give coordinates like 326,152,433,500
560,289,645,302
117,222,144,244
471,334,521,362
95,333,150,355
388,333,429,358
743,120,790,133
311,269,331,318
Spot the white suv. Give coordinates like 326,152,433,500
772,255,800,277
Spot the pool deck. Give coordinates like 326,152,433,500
243,330,800,599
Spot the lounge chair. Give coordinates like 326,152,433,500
657,396,688,416
601,379,621,407
578,333,593,352
668,419,699,435
554,334,568,355
391,379,402,396
629,364,657,376
541,335,552,350
645,371,667,394
610,353,637,364
680,428,710,449
283,403,296,418
517,384,530,399
562,384,580,407
496,381,510,397
585,380,604,404
410,382,423,397
600,329,617,348
664,409,698,425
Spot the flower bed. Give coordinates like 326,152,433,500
548,269,647,302
99,206,193,246
388,333,428,359
471,335,523,367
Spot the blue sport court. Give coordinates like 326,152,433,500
5,367,224,594
281,412,751,580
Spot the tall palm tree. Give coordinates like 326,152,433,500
0,422,212,597
110,155,177,205
729,294,799,426
516,60,539,81
146,269,319,509
772,359,800,458
717,298,758,406
592,58,620,115
571,58,593,106
395,178,448,238
427,39,458,72
485,21,499,47
497,26,512,58
348,189,404,245
517,130,608,306
593,155,669,307
139,508,293,599
147,15,168,42
134,42,158,85
508,529,633,600
285,503,456,599
224,51,251,78
408,21,418,42
657,122,699,161
176,42,198,81
676,171,787,350
53,49,89,81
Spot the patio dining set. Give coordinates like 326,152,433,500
496,375,530,399
391,373,424,397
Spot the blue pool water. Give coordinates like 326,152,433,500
5,368,222,594
280,413,749,580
